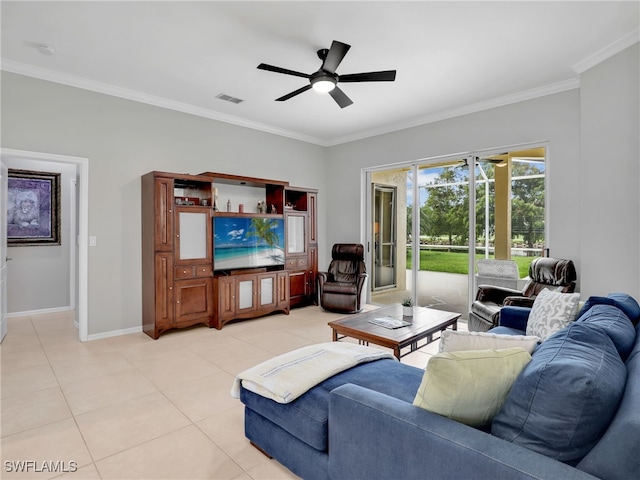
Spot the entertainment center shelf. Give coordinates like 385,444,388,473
142,170,318,339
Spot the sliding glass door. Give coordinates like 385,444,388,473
414,160,470,311
472,150,547,293
369,159,470,312
367,145,547,321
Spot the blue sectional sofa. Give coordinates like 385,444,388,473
240,293,640,480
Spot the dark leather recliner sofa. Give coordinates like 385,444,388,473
317,243,367,314
469,257,577,332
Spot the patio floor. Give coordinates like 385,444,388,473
370,271,470,321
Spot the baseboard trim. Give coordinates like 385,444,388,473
7,306,74,318
87,326,143,341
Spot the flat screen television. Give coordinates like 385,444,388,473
213,215,285,270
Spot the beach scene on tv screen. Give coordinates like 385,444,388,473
214,216,285,270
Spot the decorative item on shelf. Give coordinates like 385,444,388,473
213,188,219,211
201,199,208,207
270,204,277,214
257,200,266,214
285,202,294,210
401,297,414,317
227,199,231,212
239,204,245,213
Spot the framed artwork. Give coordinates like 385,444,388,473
7,169,61,246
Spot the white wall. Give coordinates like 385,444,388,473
1,72,327,336
3,157,76,313
579,43,640,297
326,90,582,270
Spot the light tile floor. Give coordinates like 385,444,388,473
1,306,464,479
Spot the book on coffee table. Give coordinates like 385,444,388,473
368,316,411,329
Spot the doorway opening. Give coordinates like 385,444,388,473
0,148,89,341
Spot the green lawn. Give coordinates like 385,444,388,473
406,250,534,278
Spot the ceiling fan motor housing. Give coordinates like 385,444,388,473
310,70,338,91
317,48,329,61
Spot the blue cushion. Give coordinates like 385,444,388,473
576,296,615,319
240,358,423,451
608,293,640,325
498,306,531,332
489,326,527,336
577,322,640,479
577,304,636,359
492,323,627,465
577,293,640,326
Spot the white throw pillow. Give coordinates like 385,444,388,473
526,289,581,340
413,348,532,427
439,330,540,355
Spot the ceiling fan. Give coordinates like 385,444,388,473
257,40,396,108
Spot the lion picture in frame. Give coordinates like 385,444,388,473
7,169,61,246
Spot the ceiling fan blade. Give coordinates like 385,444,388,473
477,153,508,164
275,84,312,102
329,86,353,108
257,63,310,79
339,70,397,82
321,40,351,74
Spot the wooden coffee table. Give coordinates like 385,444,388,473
328,304,460,360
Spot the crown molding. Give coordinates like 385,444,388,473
2,58,579,148
0,59,327,146
572,28,640,74
325,78,580,147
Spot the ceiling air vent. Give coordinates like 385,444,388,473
215,93,244,104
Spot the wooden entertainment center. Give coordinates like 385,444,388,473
141,171,318,339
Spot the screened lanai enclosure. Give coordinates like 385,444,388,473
368,147,546,321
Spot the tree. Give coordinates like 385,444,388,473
409,161,544,250
247,218,280,249
511,163,545,248
422,167,468,246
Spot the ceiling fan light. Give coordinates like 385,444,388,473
311,78,336,93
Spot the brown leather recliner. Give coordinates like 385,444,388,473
468,257,577,332
318,244,368,314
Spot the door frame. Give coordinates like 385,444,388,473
1,160,7,342
372,183,397,291
0,148,89,341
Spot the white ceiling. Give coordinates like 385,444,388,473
2,1,639,146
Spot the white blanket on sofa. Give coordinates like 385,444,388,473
231,342,396,404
